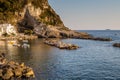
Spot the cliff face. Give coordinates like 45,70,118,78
0,0,91,38
0,0,65,27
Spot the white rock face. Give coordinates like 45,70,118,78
27,3,42,17
19,3,42,20
0,24,17,36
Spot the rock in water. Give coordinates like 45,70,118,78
0,53,35,79
92,37,112,41
113,43,120,47
44,39,79,50
25,68,35,77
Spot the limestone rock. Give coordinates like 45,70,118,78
44,39,79,50
14,68,23,77
25,68,35,78
0,53,35,79
0,0,92,39
2,68,14,80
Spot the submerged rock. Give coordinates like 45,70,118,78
113,43,120,48
44,39,79,50
0,53,35,80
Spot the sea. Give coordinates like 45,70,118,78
1,30,120,80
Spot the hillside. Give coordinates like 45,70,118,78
0,0,91,38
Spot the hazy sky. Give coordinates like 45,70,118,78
48,0,120,30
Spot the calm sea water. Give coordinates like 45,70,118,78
0,30,120,80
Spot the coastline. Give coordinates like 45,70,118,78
0,34,38,41
0,30,120,79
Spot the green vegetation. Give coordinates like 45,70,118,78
0,0,26,23
1,32,16,37
0,0,64,27
40,8,63,26
11,33,16,36
2,32,10,37
0,0,46,15
24,30,33,35
0,0,25,12
31,0,45,9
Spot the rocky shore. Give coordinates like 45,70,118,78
90,37,112,41
44,39,79,50
74,36,112,41
113,43,120,48
0,53,35,80
0,0,113,42
92,37,112,41
0,34,38,41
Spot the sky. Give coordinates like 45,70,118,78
48,0,120,30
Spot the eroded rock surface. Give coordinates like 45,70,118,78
0,53,35,80
44,39,79,50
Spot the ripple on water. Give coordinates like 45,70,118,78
1,30,120,79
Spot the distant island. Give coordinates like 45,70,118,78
106,29,111,30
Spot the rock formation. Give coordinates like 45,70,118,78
0,0,91,38
44,39,79,50
0,53,35,79
113,43,120,48
0,0,112,40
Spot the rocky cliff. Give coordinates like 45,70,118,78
0,0,91,38
0,0,64,26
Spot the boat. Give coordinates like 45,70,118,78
22,39,30,48
22,43,30,48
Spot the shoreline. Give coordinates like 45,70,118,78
0,34,38,41
0,53,35,79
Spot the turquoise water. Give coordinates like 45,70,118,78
1,30,120,80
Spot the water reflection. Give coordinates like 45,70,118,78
1,37,120,79
0,39,56,79
0,40,8,53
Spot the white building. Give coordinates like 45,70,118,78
0,24,17,36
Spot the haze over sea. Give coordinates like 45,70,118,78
1,30,120,80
